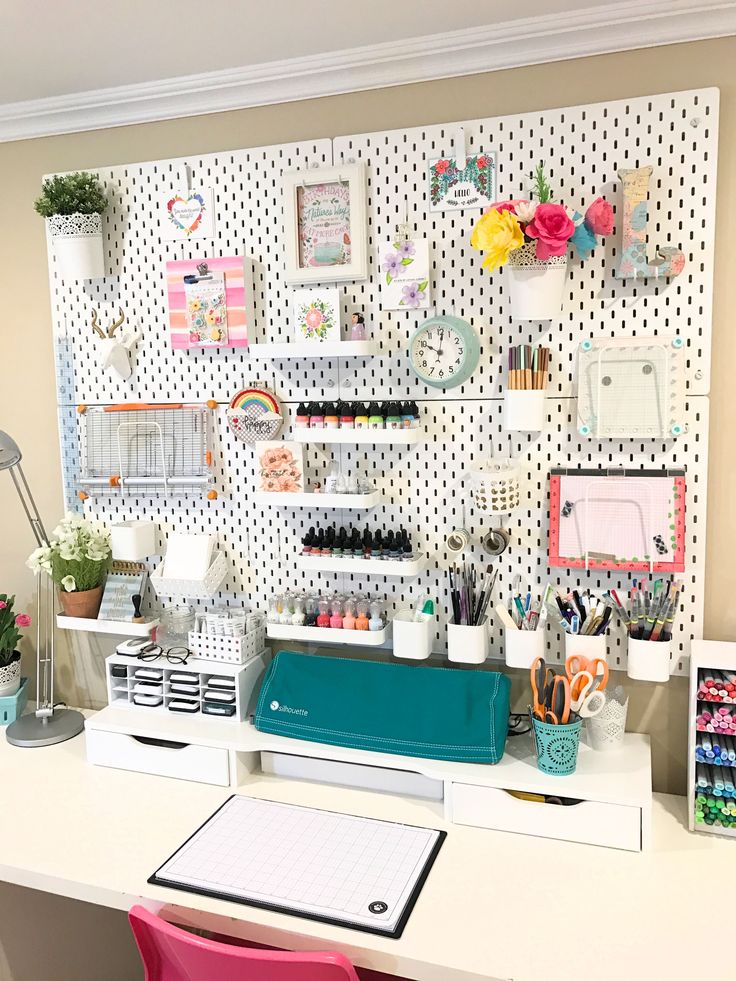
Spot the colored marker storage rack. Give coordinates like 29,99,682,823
688,641,736,838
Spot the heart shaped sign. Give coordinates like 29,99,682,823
167,193,206,236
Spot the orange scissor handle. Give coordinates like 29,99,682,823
530,657,553,719
565,654,588,680
586,658,609,692
549,675,571,725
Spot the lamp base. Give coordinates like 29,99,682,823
6,708,85,747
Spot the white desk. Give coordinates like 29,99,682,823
0,720,724,981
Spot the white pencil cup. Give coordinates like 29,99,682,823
564,633,607,663
110,520,157,561
627,638,673,683
504,628,544,669
392,612,433,661
447,619,489,665
502,390,546,432
586,695,629,751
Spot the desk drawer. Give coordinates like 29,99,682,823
448,783,642,851
86,728,230,786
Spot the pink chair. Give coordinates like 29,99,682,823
129,906,407,981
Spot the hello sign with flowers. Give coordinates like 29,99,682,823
470,163,614,320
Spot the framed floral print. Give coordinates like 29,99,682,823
255,441,305,493
282,163,368,284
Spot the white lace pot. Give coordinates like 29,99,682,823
507,242,567,320
48,212,105,281
0,656,21,697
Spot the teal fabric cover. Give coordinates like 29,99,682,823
254,650,511,764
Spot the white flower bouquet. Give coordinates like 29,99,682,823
27,513,111,593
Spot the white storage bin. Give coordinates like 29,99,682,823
565,632,607,663
110,520,157,561
392,612,433,660
502,390,546,432
447,619,488,665
150,551,227,600
627,638,673,682
505,628,544,669
586,695,629,751
188,621,266,664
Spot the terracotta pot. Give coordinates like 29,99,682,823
58,585,103,619
0,654,21,696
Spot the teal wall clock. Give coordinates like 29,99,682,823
408,315,480,389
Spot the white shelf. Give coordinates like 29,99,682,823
267,623,389,646
297,555,427,577
57,616,159,637
248,341,379,359
255,491,380,509
292,429,423,445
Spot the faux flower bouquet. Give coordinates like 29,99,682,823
471,163,614,272
27,514,111,593
0,595,31,668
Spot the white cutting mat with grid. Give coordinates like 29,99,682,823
46,87,718,676
150,795,443,936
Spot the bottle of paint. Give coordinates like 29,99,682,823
324,402,339,429
295,403,310,428
317,598,331,628
305,594,318,626
386,402,402,430
363,528,373,559
409,401,420,429
354,403,369,429
308,402,324,428
368,402,384,430
401,401,414,429
369,600,384,631
324,461,339,494
291,595,306,626
330,598,344,629
355,597,370,631
339,401,354,429
301,527,315,554
342,598,356,630
279,591,293,624
267,595,280,623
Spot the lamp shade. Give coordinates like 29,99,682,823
0,431,22,470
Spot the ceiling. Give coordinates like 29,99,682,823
2,0,651,102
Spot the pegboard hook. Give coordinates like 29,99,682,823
396,200,411,242
454,127,467,171
179,164,191,196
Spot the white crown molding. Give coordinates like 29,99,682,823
2,0,735,142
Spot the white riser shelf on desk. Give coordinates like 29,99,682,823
57,615,159,637
266,623,389,646
255,491,380,509
292,429,423,445
297,555,427,577
85,705,651,851
248,341,379,359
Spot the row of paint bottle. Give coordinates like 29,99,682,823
267,591,385,631
294,401,420,430
302,526,413,561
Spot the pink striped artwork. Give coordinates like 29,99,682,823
166,256,249,350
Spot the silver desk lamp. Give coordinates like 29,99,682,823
0,431,85,747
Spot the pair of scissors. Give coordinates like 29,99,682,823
565,655,609,692
568,671,606,718
544,675,571,724
530,656,554,720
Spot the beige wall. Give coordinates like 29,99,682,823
0,35,734,979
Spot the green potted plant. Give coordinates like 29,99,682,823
0,596,31,696
34,172,108,281
27,514,111,619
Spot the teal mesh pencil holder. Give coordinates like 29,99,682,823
532,716,582,775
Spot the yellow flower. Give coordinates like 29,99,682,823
470,208,524,272
189,299,201,312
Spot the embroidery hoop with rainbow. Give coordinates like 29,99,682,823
227,386,284,445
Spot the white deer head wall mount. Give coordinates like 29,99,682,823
90,307,139,381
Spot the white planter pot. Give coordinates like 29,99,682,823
507,243,567,320
0,657,21,697
48,213,105,281
111,520,157,561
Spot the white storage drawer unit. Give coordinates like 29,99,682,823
447,783,643,852
85,728,231,787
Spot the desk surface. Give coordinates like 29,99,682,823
0,721,725,981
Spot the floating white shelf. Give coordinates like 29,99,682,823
248,341,379,359
56,616,159,637
255,491,380,509
297,555,427,577
267,623,389,646
292,429,423,445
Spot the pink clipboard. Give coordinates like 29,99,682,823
549,468,686,573
166,256,249,350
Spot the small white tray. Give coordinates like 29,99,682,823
56,616,159,637
255,491,380,509
297,555,426,577
267,623,390,646
150,551,228,599
292,429,423,445
248,341,379,359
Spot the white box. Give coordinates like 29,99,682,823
110,520,157,561
627,638,673,682
392,613,433,660
505,628,543,668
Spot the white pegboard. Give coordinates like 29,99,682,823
47,89,718,677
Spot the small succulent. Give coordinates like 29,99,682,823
34,172,107,218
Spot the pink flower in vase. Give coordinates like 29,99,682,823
0,601,6,610
584,197,614,236
15,614,31,627
525,203,576,260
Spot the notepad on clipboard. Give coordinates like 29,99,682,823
549,468,686,573
97,562,148,622
149,796,445,938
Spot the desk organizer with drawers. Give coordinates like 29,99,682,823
85,698,651,851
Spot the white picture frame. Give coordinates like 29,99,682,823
282,163,368,285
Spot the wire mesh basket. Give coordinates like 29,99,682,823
77,403,217,498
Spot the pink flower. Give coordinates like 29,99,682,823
525,203,576,260
488,199,528,216
305,308,323,329
476,155,489,170
434,159,450,175
15,614,31,628
0,601,6,610
585,197,614,236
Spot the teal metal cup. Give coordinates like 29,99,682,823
532,716,583,775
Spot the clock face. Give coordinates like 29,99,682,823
409,315,480,389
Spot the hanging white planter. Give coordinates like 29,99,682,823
507,242,567,320
48,212,105,281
